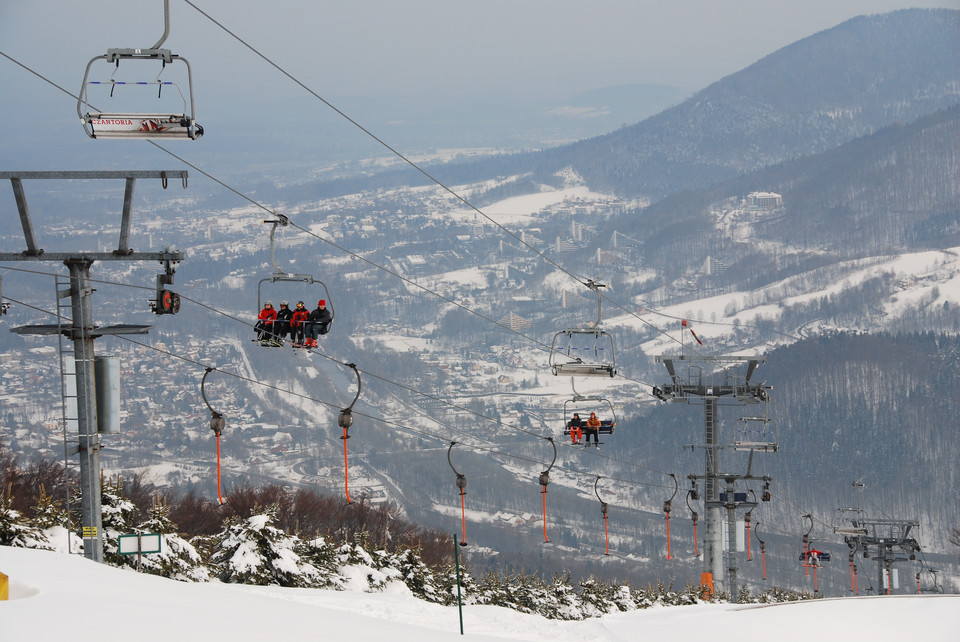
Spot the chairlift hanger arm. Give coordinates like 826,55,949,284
663,473,678,513
337,363,361,430
802,513,814,544
583,278,608,328
200,367,225,435
447,441,466,489
594,476,608,519
538,437,557,487
265,215,289,274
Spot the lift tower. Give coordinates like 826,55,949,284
1,170,186,563
653,354,770,597
839,517,921,594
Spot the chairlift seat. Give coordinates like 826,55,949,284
799,551,831,562
719,491,748,503
733,441,779,452
553,362,616,377
564,419,616,437
82,113,202,139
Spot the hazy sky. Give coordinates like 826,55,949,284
2,1,957,95
0,1,956,172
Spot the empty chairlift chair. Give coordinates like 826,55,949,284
77,0,203,140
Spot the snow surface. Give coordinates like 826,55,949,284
1,546,955,642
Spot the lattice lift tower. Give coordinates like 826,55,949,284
1,170,186,563
654,353,773,598
838,516,921,594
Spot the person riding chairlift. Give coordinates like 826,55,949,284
304,299,332,348
290,301,310,346
584,412,601,448
255,302,278,343
568,412,583,445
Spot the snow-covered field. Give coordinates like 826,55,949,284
1,546,955,642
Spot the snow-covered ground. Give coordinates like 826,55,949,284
1,546,955,642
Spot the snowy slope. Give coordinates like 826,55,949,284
1,546,956,642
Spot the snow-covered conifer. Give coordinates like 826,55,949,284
300,535,346,589
578,576,618,617
545,572,581,620
211,504,318,587
436,559,478,606
135,497,211,582
101,474,139,566
0,492,52,549
388,546,443,603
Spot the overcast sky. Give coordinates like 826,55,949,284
0,1,956,172
2,1,956,95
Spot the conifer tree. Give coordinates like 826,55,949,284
545,572,581,620
436,559,478,606
100,474,138,567
211,504,319,587
300,535,346,590
136,497,211,582
388,546,443,603
30,484,66,530
578,576,618,617
0,486,51,549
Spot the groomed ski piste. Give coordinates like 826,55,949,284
2,546,955,642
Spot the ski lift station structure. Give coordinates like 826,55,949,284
77,0,203,140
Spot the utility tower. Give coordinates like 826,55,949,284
1,170,186,563
654,353,772,598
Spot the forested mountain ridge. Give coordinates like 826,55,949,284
611,105,960,288
541,8,960,200
264,8,960,209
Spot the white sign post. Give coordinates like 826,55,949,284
118,533,162,571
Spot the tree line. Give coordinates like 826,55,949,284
2,440,821,617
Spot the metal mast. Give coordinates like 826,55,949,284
654,354,771,598
2,170,186,563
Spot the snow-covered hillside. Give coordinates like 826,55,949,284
2,546,956,642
